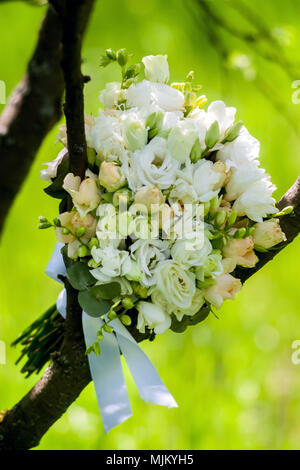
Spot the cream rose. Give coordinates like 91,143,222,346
204,273,242,309
154,261,196,309
253,218,286,249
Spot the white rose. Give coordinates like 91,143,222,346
142,54,170,83
253,218,286,249
167,119,198,163
154,260,196,309
137,301,171,335
171,236,212,268
232,177,277,222
204,273,242,309
191,101,236,142
63,173,101,218
216,127,260,170
40,148,68,182
225,160,266,201
122,137,179,191
130,239,170,286
151,287,204,322
99,82,125,109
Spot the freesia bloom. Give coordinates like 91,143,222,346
137,301,171,334
204,273,242,308
142,54,170,83
91,112,126,161
63,173,101,217
99,161,125,192
253,218,286,249
40,148,68,182
56,211,97,259
225,160,267,202
232,177,277,222
99,82,125,109
216,127,260,170
121,111,148,151
134,185,165,211
130,239,170,286
123,137,179,191
126,80,184,112
167,119,198,163
222,237,259,269
169,159,227,204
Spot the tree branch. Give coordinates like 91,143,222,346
0,1,94,238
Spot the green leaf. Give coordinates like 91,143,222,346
90,282,121,300
66,262,96,291
78,290,111,318
43,154,69,200
170,305,211,333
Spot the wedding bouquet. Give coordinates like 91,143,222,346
14,49,288,430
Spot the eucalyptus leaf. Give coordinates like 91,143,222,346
90,282,121,300
78,290,111,318
67,262,96,291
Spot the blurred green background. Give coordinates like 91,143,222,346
1,0,300,450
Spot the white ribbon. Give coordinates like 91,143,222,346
45,244,178,432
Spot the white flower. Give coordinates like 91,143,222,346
142,54,170,83
99,161,126,192
91,112,126,161
191,101,236,141
162,111,183,130
204,273,242,309
40,148,68,182
126,80,184,112
253,218,286,249
167,119,198,163
130,239,170,286
195,250,224,281
222,237,258,269
90,246,131,283
169,159,227,204
121,111,148,151
154,260,196,309
225,160,266,201
96,203,125,246
137,301,171,334
171,289,205,322
216,127,260,170
171,236,212,268
122,137,179,191
99,82,125,109
63,173,101,217
206,101,236,139
232,177,277,222
151,286,204,322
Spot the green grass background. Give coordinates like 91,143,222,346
1,0,300,450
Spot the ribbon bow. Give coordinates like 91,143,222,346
46,243,178,432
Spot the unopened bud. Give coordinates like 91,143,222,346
122,297,134,310
205,121,220,149
223,120,243,143
108,310,117,320
117,48,128,66
78,245,89,257
106,48,116,60
76,226,86,238
121,314,132,326
190,137,202,163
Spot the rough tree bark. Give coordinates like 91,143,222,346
0,0,94,237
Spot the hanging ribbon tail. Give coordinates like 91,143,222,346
111,317,178,409
82,313,132,433
46,243,178,432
